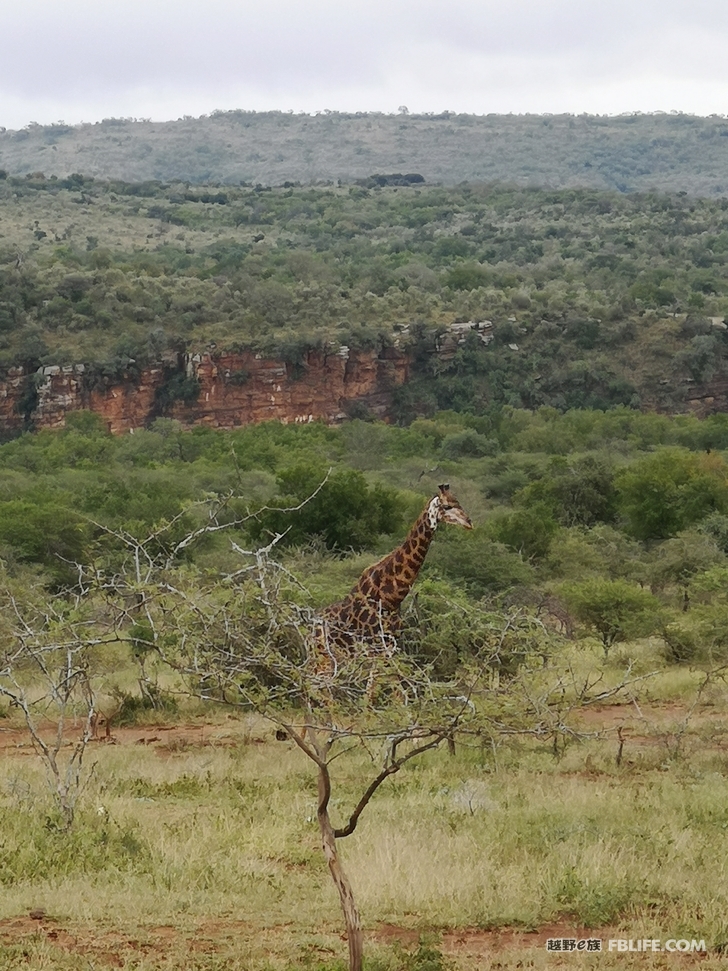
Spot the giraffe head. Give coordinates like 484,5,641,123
427,484,473,530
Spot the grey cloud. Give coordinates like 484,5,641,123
3,0,728,127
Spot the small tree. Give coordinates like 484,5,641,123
0,574,117,828
488,503,558,559
248,463,405,551
79,509,557,971
648,531,723,611
562,578,660,658
616,448,728,541
88,546,478,969
517,454,618,527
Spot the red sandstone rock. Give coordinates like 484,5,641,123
0,348,409,435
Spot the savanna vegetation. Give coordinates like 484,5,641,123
4,131,728,964
3,409,728,967
3,111,728,194
3,173,728,420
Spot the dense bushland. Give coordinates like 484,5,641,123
3,409,728,664
4,111,728,193
3,176,728,416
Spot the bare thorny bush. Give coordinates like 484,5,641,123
0,489,669,970
0,578,120,829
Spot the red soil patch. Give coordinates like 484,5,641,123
0,914,603,958
0,702,725,759
0,914,715,967
573,703,728,754
0,721,260,756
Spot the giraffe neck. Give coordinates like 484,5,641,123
373,498,439,609
398,500,438,580
347,497,440,613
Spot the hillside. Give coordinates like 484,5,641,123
3,111,728,194
3,173,728,432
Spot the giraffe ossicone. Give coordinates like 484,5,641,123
312,484,472,686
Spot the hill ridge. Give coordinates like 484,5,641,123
3,111,728,194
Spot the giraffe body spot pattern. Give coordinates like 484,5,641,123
312,485,472,688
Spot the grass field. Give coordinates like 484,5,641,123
1,639,728,970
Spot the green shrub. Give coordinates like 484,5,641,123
440,429,497,459
0,809,150,884
155,371,201,408
616,449,728,540
393,936,454,971
561,578,661,657
487,504,558,559
248,464,405,551
661,621,700,663
425,528,533,595
401,579,552,677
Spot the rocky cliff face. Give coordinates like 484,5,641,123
1,347,408,435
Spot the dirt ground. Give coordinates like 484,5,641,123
0,704,721,968
0,912,714,968
0,720,250,754
1,699,720,755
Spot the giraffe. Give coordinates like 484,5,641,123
311,484,472,693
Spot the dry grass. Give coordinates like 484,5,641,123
1,660,728,970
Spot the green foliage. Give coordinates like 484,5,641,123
544,525,646,583
249,464,406,551
64,409,110,437
487,504,559,559
0,497,89,584
11,112,728,195
392,936,454,971
661,593,728,664
555,868,643,927
425,528,533,596
516,454,617,527
439,429,497,459
0,809,149,884
401,579,553,677
615,449,728,540
648,531,723,607
112,687,179,726
561,578,660,656
155,371,201,409
2,171,728,420
693,604,728,661
661,620,702,663
444,263,489,290
698,511,728,553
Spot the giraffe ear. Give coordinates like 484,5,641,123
438,483,450,494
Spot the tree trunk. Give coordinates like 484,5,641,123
318,766,363,971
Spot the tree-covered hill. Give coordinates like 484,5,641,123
3,111,728,195
3,173,728,418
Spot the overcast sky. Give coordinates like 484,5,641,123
3,0,728,129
